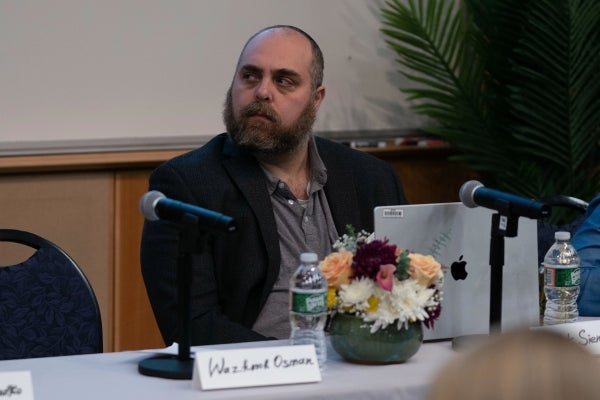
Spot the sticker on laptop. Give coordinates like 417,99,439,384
381,208,404,218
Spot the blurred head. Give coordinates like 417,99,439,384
223,25,325,160
428,329,600,400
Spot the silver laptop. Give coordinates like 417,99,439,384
374,202,540,341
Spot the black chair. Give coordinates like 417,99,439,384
0,229,103,360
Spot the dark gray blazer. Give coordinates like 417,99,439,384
141,133,407,345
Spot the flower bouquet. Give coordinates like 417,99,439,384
319,226,443,363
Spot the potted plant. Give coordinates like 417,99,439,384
380,0,600,225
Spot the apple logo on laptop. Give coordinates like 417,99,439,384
450,255,468,280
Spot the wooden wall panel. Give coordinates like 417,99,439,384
367,146,479,204
114,169,164,351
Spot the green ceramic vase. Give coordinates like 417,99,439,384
329,313,423,364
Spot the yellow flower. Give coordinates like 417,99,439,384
327,287,338,309
367,295,379,313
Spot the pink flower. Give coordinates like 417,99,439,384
376,264,396,291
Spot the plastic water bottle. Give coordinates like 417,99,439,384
543,231,580,325
289,252,328,368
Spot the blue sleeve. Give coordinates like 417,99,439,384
574,194,600,316
578,268,600,316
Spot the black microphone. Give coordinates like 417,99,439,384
459,180,551,220
140,190,237,233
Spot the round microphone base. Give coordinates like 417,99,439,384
138,354,194,380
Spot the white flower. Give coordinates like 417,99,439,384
361,278,439,333
332,229,371,253
338,277,376,312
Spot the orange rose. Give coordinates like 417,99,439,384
319,248,353,288
408,253,441,287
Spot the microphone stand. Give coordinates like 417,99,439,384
488,212,519,332
138,217,205,380
453,201,519,350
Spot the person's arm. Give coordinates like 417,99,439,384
574,194,600,316
140,163,269,345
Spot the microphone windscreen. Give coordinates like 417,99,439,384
139,190,165,221
459,180,484,208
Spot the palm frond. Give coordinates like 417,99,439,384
381,0,508,152
508,0,600,202
381,0,600,223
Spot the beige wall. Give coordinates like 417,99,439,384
1,0,424,150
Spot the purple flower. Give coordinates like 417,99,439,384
423,300,442,329
352,239,398,280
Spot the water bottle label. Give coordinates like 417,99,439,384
544,267,580,287
291,290,327,314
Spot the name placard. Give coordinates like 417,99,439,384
534,320,600,354
0,371,34,400
192,345,321,391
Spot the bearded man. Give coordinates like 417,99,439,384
141,25,407,346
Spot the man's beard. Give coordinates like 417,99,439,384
223,88,317,161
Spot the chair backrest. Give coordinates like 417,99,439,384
0,229,103,360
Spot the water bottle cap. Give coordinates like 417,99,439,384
300,252,318,263
555,231,571,241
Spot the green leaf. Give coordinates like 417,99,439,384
395,250,411,281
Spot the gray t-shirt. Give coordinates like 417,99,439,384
252,138,338,339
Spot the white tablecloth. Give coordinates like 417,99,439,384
0,339,458,400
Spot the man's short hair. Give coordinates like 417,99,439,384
239,25,324,91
